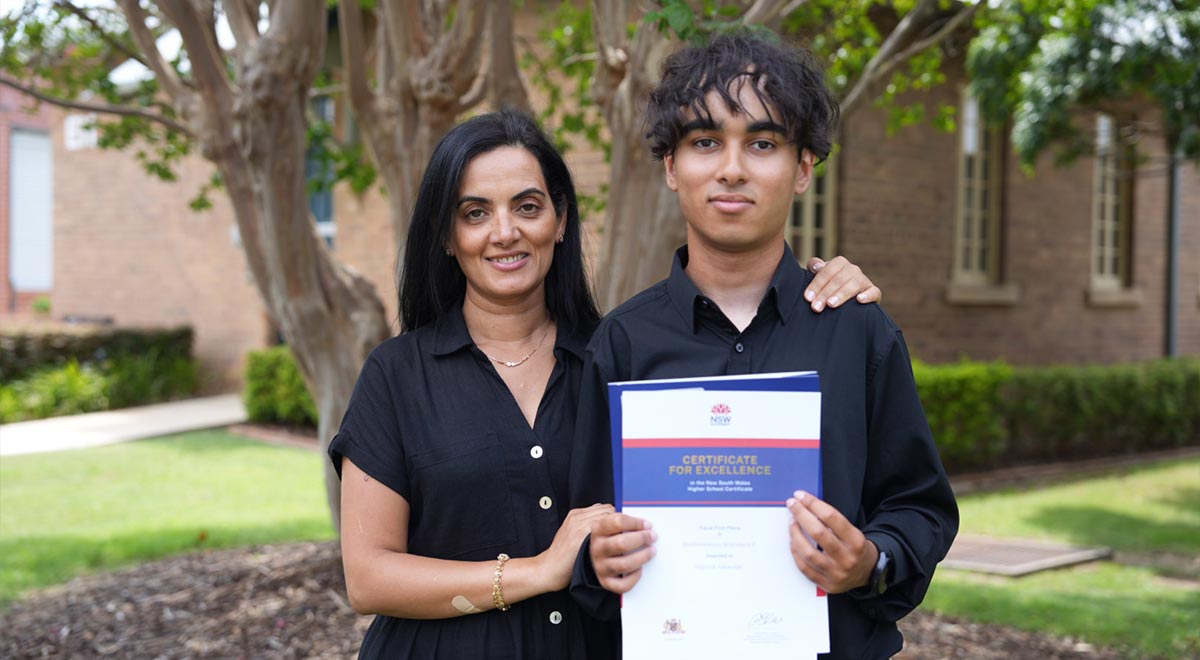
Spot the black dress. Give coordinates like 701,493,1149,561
329,305,611,659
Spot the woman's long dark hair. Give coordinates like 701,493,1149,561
399,110,601,335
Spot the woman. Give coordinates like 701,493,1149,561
330,111,878,659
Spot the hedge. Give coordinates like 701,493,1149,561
243,346,318,427
0,326,194,382
0,352,199,423
916,357,1200,472
243,346,1200,472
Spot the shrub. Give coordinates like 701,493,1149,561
0,352,197,423
913,357,1200,473
0,326,194,381
244,346,318,426
913,360,1012,472
1005,359,1200,464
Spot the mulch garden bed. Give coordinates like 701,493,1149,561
1,541,1135,659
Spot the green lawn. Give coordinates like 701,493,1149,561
925,457,1200,659
0,430,336,606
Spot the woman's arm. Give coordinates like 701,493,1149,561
340,457,610,619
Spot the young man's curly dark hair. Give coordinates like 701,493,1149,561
644,32,840,163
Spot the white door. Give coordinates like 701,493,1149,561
9,129,54,291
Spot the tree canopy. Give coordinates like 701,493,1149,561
968,0,1200,167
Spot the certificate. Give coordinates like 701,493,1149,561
609,372,829,660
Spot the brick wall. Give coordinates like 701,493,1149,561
837,67,1198,364
49,108,268,389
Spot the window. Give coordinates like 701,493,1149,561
9,129,54,292
945,90,1020,305
1091,113,1133,290
788,158,836,263
306,96,336,248
954,91,1002,285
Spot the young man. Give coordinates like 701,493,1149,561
567,34,958,659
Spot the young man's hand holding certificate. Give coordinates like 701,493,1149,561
610,372,829,660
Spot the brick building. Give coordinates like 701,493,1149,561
3,58,1197,388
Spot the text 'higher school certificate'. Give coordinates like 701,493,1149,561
609,371,829,660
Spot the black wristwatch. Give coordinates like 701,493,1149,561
870,548,891,595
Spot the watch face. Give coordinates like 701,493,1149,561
873,550,890,594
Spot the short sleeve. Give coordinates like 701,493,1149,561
328,352,410,500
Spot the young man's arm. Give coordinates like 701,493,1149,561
785,325,957,618
848,329,959,619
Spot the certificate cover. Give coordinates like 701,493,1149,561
609,371,829,660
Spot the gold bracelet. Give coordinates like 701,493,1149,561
491,553,511,612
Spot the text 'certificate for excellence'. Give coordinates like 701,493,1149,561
609,371,829,660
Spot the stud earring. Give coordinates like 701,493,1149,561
445,248,453,256
556,234,564,244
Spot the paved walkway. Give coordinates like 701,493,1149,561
0,394,246,457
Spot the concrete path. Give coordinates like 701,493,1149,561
0,394,247,457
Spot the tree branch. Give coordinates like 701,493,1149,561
115,0,190,104
876,3,978,80
338,0,377,123
0,73,193,136
157,0,235,104
224,0,260,53
779,0,812,16
590,0,630,109
840,0,946,115
487,0,530,111
742,0,788,26
441,0,488,93
55,0,150,70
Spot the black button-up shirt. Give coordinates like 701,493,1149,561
330,305,610,659
567,245,959,659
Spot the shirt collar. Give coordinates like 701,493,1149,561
665,242,811,332
428,303,590,361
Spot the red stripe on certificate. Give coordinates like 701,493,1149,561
623,438,819,448
624,501,787,505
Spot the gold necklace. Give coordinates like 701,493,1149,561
479,321,553,368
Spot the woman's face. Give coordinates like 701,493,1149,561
449,146,566,310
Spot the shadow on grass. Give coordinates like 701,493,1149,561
1023,506,1200,556
0,518,335,609
1154,485,1200,515
129,431,284,453
928,572,1200,659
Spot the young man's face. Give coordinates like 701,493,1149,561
664,81,815,256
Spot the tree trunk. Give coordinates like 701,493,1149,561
209,5,391,531
591,9,685,310
597,129,686,310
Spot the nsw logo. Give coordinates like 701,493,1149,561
710,402,732,426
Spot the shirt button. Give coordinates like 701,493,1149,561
530,445,544,459
549,610,563,625
735,342,745,353
539,496,553,510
